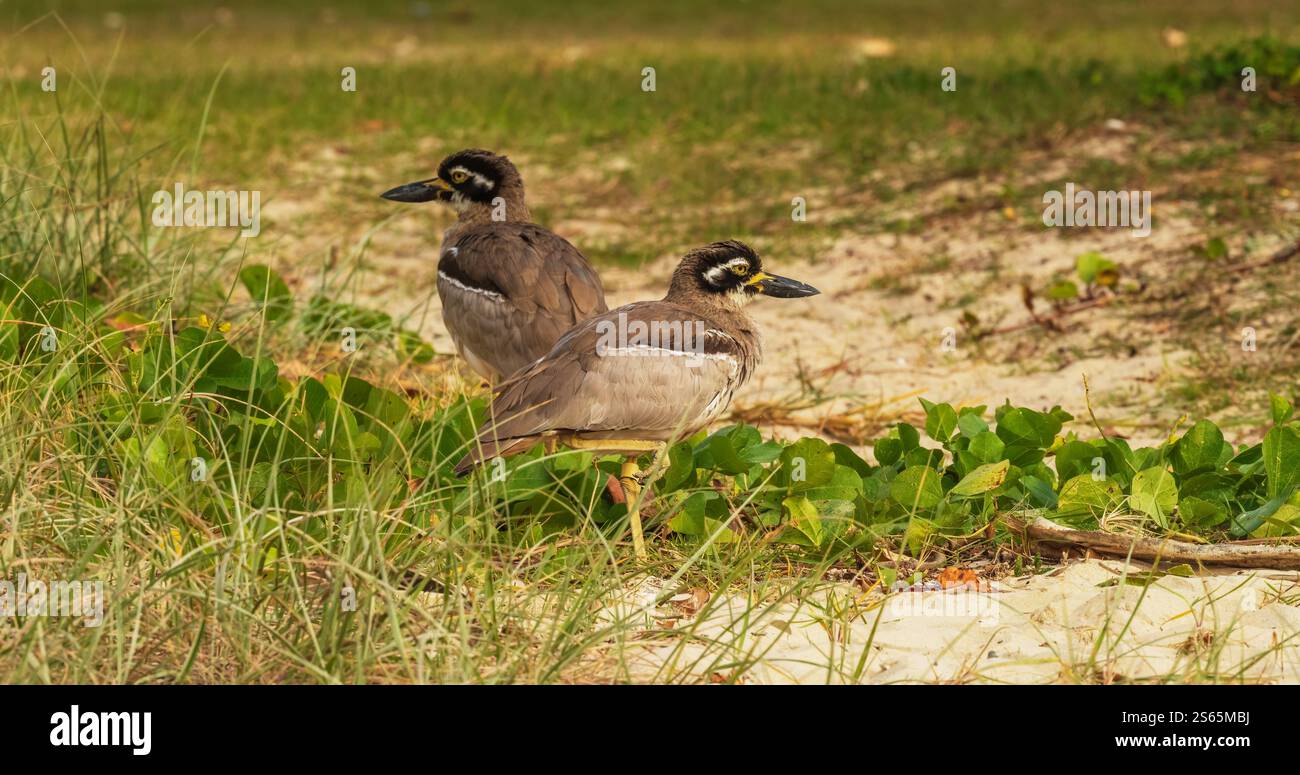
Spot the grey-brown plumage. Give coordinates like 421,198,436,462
381,149,606,380
455,240,819,474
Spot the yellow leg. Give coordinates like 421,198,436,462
563,436,665,455
620,457,647,561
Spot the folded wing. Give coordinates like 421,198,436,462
438,224,607,379
455,302,755,473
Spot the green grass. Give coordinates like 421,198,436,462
2,1,1300,684
5,2,1299,257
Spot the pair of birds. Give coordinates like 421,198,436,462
382,150,818,555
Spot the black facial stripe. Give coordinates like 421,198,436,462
436,169,495,202
437,154,506,203
699,262,746,291
458,179,498,204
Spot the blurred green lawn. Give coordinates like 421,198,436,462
3,1,1299,264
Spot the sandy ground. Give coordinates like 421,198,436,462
628,219,1193,445
259,130,1273,449
257,136,1298,684
600,560,1300,684
265,191,1201,448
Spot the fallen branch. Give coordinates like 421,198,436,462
999,513,1300,570
1224,235,1300,275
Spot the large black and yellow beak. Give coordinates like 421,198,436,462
745,271,820,298
379,177,452,203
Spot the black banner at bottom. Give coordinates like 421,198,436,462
0,685,1285,763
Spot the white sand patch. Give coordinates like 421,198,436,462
600,561,1300,684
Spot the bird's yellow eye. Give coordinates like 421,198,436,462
729,261,749,275
451,170,469,184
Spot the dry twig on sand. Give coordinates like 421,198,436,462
1000,512,1300,570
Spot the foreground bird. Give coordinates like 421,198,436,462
454,240,819,557
381,149,607,381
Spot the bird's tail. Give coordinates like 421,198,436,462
453,434,543,477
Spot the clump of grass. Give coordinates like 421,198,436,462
0,108,881,684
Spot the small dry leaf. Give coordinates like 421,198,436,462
937,566,979,590
672,587,710,615
106,315,146,332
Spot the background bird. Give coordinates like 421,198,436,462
381,149,607,381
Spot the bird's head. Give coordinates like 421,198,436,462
669,240,819,307
380,149,524,215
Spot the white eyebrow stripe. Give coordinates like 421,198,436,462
705,258,752,286
450,165,493,189
704,265,730,284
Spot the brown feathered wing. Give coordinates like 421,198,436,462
438,223,607,379
454,301,757,474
